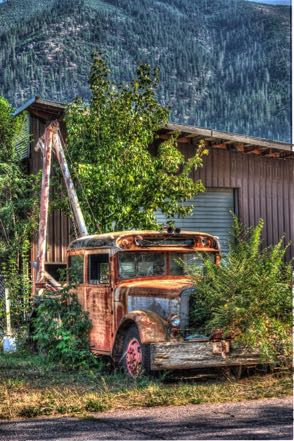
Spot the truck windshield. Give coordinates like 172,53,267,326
118,252,215,279
170,253,213,275
119,252,166,279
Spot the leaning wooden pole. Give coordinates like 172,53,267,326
52,121,88,237
35,125,54,292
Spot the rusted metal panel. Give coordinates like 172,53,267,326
150,341,260,371
85,285,113,353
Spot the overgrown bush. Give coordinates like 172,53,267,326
188,218,292,364
0,98,39,335
32,286,100,370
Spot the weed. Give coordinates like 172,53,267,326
18,407,43,418
85,398,110,412
190,397,203,405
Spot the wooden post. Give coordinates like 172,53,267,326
53,123,88,237
36,125,54,292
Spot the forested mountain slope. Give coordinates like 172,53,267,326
0,0,291,141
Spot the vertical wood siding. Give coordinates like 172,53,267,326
29,115,73,271
192,146,294,260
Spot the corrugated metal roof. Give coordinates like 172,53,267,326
14,96,293,156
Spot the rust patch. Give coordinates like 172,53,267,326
85,285,113,353
117,278,193,299
118,310,168,344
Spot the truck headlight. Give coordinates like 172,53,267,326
169,315,181,328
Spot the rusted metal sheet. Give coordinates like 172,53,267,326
150,341,260,371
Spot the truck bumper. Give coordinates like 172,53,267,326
150,340,259,371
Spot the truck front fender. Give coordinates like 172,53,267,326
115,310,168,345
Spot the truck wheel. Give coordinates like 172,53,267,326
121,325,150,378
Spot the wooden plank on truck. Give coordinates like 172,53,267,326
150,341,260,371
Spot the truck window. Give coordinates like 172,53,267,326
170,252,214,275
119,252,166,279
69,255,84,284
88,254,110,284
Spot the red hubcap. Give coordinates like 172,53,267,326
126,338,142,377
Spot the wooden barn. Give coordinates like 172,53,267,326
15,97,294,284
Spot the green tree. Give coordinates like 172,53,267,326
0,97,38,329
65,54,207,233
188,218,292,364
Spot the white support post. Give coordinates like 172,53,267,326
5,288,11,337
3,288,16,352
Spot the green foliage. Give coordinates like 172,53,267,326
65,54,207,232
188,218,292,364
32,285,99,370
0,0,290,141
0,98,39,332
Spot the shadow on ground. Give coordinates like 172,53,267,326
0,399,292,440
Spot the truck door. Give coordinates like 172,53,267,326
85,251,113,354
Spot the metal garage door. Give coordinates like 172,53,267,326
156,189,235,254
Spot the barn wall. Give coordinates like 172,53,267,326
190,146,294,260
29,114,294,264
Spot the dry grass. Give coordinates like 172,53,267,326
0,352,292,420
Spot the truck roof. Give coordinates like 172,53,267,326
68,230,219,251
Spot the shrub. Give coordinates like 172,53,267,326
31,285,100,370
188,218,292,364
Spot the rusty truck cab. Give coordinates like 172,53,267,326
67,230,258,376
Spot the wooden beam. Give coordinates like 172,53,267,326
244,146,263,155
212,143,227,149
166,124,291,152
261,148,281,158
177,136,191,143
280,152,294,159
166,123,212,138
234,143,245,152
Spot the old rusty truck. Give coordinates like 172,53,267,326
34,122,258,377
66,230,259,377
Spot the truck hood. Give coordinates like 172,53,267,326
116,278,193,300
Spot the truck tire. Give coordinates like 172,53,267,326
121,325,150,378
